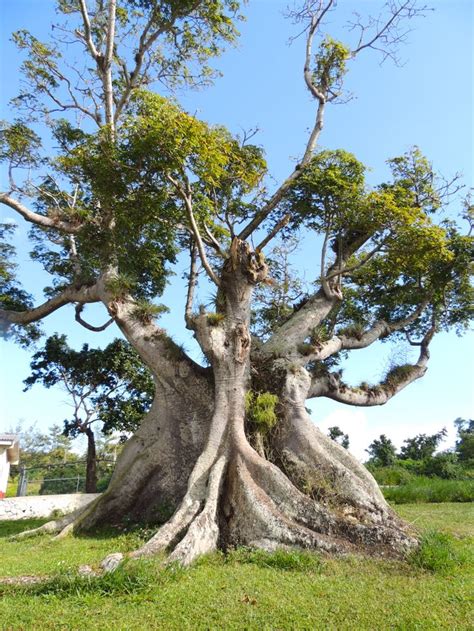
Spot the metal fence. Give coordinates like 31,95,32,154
13,460,115,496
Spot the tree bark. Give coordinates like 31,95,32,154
84,426,98,494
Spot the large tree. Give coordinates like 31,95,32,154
1,1,472,566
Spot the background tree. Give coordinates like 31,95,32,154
327,426,349,449
399,428,447,461
454,418,474,464
366,434,398,467
24,335,154,492
1,1,472,566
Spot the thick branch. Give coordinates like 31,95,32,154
301,302,429,364
0,194,82,234
0,284,100,326
309,322,435,404
261,288,338,357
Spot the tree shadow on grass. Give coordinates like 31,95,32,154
0,519,49,537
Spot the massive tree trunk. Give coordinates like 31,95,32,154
19,242,416,564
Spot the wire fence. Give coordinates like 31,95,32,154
10,460,116,496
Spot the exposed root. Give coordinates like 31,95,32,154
130,454,227,565
167,455,227,566
9,506,86,541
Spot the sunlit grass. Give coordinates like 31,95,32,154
0,504,472,630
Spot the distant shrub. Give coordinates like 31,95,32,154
40,476,85,495
368,465,417,486
383,477,474,503
421,453,465,480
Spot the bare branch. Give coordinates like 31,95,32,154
349,1,430,65
203,225,225,257
256,214,291,251
185,241,198,329
0,193,83,234
77,0,100,60
167,175,220,286
102,0,117,130
320,222,333,298
75,303,114,332
324,239,387,282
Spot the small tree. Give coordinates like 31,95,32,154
399,428,447,461
24,335,154,492
454,418,474,463
327,426,349,449
366,435,398,467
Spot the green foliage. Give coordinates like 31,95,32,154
367,465,417,486
399,428,447,461
24,335,154,437
245,391,279,432
327,425,349,449
286,147,472,344
0,120,42,168
366,434,398,467
312,37,350,95
408,531,468,574
382,364,416,390
455,418,474,463
206,312,226,326
421,452,466,480
105,274,136,300
0,222,41,345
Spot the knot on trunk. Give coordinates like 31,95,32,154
234,323,251,363
224,238,268,285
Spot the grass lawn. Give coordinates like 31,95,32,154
0,503,472,630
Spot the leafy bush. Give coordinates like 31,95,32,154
421,453,465,479
96,473,112,493
383,477,474,503
408,531,468,574
367,465,417,486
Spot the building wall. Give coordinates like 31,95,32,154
0,448,9,498
0,493,100,520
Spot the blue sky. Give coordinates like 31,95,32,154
0,0,473,459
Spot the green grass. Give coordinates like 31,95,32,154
0,504,472,630
383,477,474,503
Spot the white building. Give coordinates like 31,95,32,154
0,434,19,498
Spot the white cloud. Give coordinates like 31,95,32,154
2,217,18,226
314,408,370,461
